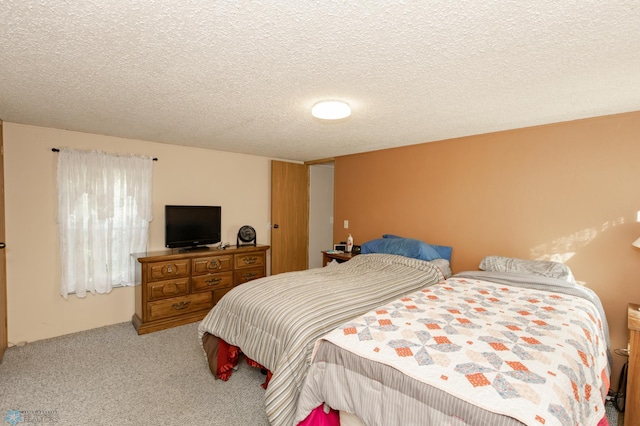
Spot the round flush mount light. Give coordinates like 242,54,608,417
311,100,351,120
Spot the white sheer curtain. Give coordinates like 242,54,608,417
56,148,153,298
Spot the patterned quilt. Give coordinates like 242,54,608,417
309,276,610,426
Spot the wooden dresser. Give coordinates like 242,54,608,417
132,245,269,334
628,303,640,425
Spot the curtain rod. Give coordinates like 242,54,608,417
51,148,158,161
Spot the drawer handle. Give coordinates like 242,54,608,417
243,257,258,265
243,272,258,280
205,277,222,286
172,301,191,311
164,264,176,274
208,259,221,270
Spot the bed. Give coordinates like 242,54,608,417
197,243,452,426
295,257,612,426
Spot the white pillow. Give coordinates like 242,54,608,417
479,256,576,283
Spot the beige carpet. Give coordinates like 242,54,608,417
0,321,269,426
605,399,622,426
1,321,623,426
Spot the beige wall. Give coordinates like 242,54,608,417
334,111,640,389
4,123,272,344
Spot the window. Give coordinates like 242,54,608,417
56,148,153,298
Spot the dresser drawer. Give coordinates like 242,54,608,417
191,272,233,292
146,293,213,322
147,278,189,301
235,252,265,270
234,266,265,284
192,255,233,275
147,260,190,282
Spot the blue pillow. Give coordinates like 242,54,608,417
362,237,442,261
382,234,453,261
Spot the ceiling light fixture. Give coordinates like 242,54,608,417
312,100,351,120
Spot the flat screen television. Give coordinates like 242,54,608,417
165,205,221,251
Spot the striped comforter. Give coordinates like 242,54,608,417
197,253,450,426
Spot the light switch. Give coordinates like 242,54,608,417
344,220,349,229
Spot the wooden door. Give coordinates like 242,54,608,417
0,121,6,362
271,161,309,275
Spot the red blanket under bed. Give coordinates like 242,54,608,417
202,332,272,388
205,333,345,426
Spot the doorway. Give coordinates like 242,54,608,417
308,163,334,268
270,160,335,274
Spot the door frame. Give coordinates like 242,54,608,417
0,120,7,362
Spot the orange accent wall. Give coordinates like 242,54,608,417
334,110,640,389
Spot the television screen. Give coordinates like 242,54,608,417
165,205,221,249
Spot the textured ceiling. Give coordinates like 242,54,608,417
1,1,639,162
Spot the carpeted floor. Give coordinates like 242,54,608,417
606,397,626,426
0,322,269,426
0,321,625,426
605,400,620,426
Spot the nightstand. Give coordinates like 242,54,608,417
322,251,356,267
